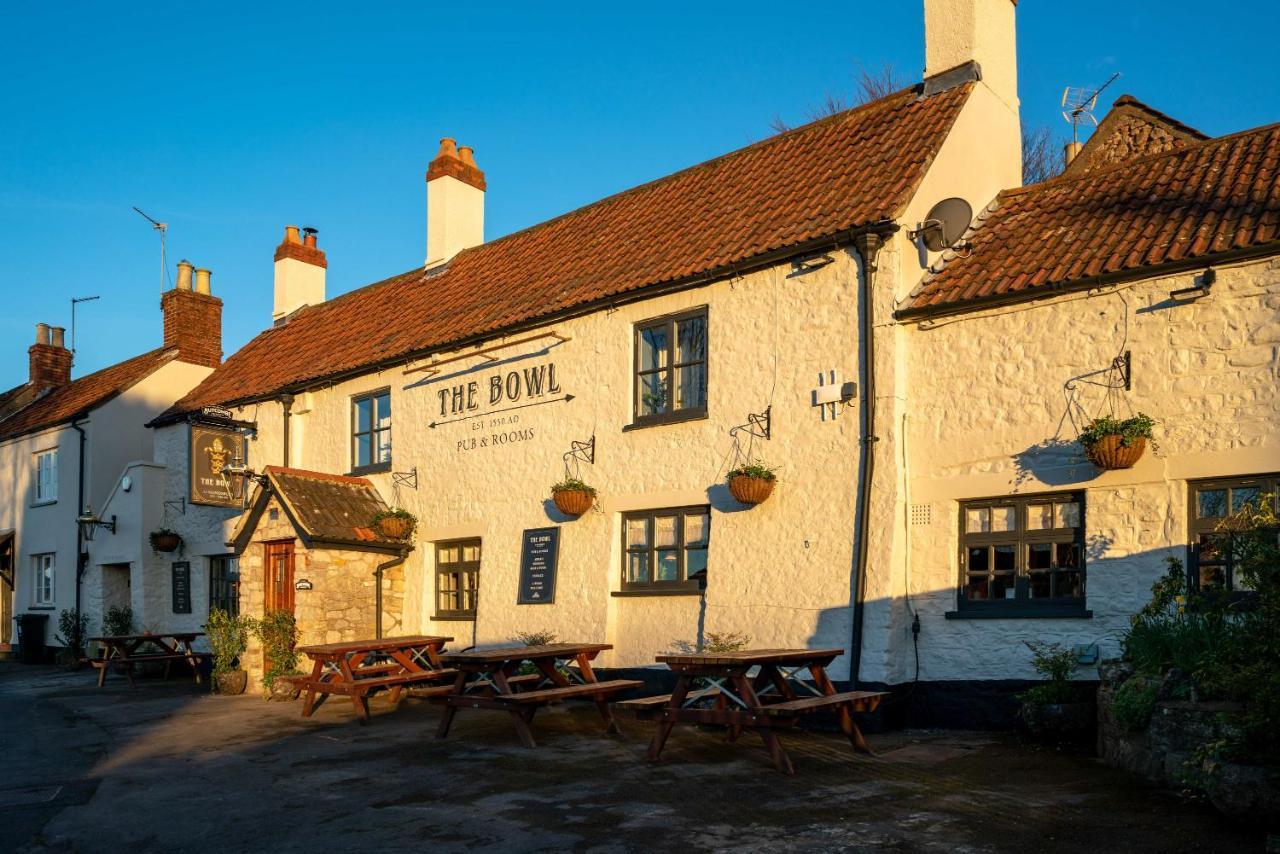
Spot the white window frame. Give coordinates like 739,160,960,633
32,553,55,607
34,449,58,504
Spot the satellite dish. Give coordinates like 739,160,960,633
914,197,973,252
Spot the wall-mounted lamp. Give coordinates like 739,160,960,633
77,508,116,541
1170,267,1216,302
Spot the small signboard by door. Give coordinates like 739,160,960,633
517,527,559,604
172,561,192,614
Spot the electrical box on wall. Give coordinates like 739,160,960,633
812,381,856,407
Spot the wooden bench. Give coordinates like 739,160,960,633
615,687,721,711
756,690,887,716
88,634,209,688
300,667,458,721
295,635,455,723
496,679,642,705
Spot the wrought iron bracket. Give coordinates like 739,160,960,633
163,498,186,516
564,435,596,469
1066,350,1131,393
393,467,419,490
729,406,772,442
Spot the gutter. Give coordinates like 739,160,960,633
372,548,411,639
895,240,1280,322
150,222,904,426
279,394,293,467
848,232,886,689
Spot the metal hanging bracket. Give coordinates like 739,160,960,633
729,406,772,442
563,435,596,470
163,498,186,516
393,467,419,491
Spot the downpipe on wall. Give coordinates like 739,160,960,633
849,232,885,690
373,548,410,639
71,416,87,629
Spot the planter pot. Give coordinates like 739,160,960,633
728,475,775,505
151,533,182,553
553,489,595,516
1084,435,1147,470
377,516,415,540
214,669,249,695
1202,759,1280,824
269,677,301,702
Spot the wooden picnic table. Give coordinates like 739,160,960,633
433,642,642,747
87,633,207,688
294,635,454,724
618,648,888,774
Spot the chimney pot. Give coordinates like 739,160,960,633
29,322,71,388
194,268,212,294
35,322,50,346
50,327,65,349
176,259,194,291
284,225,302,245
458,146,478,168
1063,140,1084,168
436,137,459,160
302,227,318,248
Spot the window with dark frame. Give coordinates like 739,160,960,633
1188,474,1279,592
621,506,710,593
957,493,1086,613
435,539,480,619
351,389,391,472
633,308,707,426
209,555,239,618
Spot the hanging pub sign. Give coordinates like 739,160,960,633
517,527,560,605
190,424,247,507
172,561,192,614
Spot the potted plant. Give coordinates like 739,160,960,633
255,609,301,700
103,605,134,637
727,462,777,505
551,478,596,516
1017,640,1093,742
150,528,183,554
372,507,417,541
54,609,90,670
207,608,252,695
1078,413,1156,470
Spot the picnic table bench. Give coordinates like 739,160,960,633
433,642,642,747
87,633,208,688
293,635,454,724
618,647,888,774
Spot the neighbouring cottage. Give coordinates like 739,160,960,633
65,0,1274,724
0,261,223,656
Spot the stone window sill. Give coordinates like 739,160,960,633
431,614,476,622
611,588,704,598
622,410,708,432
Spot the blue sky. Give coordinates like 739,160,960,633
0,2,1272,390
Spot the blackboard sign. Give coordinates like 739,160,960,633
517,527,559,604
172,561,192,614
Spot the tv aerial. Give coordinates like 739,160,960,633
1061,72,1121,145
132,206,169,293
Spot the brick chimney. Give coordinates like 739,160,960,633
162,259,223,367
425,137,485,268
273,225,327,323
28,322,72,389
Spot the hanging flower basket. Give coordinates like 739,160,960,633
552,478,596,516
372,508,417,541
150,529,182,554
1078,413,1156,471
1084,435,1147,470
727,462,778,506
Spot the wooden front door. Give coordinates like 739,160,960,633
0,538,12,646
264,541,295,614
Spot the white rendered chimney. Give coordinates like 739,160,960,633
924,0,1019,112
425,137,486,268
272,225,327,323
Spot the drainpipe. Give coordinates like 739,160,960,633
71,416,88,627
849,232,884,689
279,394,294,467
372,548,410,639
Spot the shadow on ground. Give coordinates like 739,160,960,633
0,662,1262,853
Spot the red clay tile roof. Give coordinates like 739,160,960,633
0,348,179,442
159,83,973,420
230,465,402,550
901,119,1280,316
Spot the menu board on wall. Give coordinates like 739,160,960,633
517,527,559,605
172,561,192,614
190,424,247,507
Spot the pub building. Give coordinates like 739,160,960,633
104,0,1276,723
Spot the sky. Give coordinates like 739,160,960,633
0,2,1274,391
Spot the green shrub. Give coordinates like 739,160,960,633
516,630,558,646
702,631,751,653
206,608,252,676
726,462,777,482
550,478,596,496
1019,640,1079,707
254,609,300,693
103,606,133,637
1112,677,1159,732
1077,413,1156,449
55,609,90,655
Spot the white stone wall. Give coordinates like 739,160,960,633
885,257,1280,683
